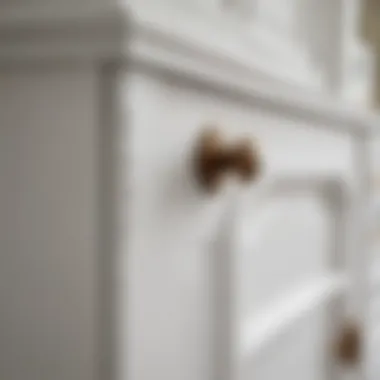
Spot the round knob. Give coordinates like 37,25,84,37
335,321,361,365
194,128,261,192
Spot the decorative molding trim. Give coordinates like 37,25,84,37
240,274,347,360
0,5,127,61
0,3,378,135
0,3,319,86
257,173,350,205
370,257,380,293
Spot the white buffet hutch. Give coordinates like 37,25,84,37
0,1,379,380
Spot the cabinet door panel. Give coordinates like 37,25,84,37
211,174,351,380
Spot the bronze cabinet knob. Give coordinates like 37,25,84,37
194,128,261,192
335,321,362,365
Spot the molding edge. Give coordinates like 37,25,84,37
0,3,378,135
0,3,321,88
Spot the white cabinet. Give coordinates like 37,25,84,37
125,71,357,380
0,2,377,380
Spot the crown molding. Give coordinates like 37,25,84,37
0,3,320,86
0,3,377,135
0,4,127,62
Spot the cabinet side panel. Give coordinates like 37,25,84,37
0,65,100,380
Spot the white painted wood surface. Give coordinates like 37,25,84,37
123,70,369,380
209,175,351,380
0,2,377,380
0,66,101,380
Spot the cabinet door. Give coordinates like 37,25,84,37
124,72,364,380
210,173,359,380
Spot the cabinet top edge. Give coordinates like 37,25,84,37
0,3,378,134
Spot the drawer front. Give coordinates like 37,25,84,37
124,73,353,380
